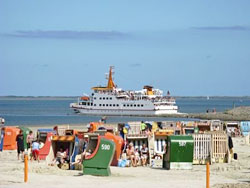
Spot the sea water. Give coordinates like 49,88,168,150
0,97,249,126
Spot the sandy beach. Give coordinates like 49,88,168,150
1,135,250,188
1,0,250,187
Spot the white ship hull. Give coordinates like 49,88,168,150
73,108,178,116
75,108,155,116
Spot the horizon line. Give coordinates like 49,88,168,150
0,95,250,98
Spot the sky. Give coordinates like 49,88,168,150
1,0,250,96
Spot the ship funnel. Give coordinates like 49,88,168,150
143,85,153,95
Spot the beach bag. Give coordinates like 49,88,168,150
126,160,131,167
118,159,122,167
234,153,238,160
61,163,69,170
118,159,126,167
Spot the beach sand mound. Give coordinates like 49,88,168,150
225,106,250,116
212,183,250,188
188,106,250,121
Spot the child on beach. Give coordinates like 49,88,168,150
31,140,40,162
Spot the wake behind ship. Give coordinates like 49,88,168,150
70,66,178,116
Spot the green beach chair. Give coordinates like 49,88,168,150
83,136,115,176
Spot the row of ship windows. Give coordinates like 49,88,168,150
81,102,118,107
93,97,113,100
123,104,144,107
80,102,144,107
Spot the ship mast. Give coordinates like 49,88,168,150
91,66,116,91
107,66,115,89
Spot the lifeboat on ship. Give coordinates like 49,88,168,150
80,96,90,101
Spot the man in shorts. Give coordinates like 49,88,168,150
16,130,24,160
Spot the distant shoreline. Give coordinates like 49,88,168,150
0,96,250,100
0,96,77,100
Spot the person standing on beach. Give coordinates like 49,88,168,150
26,130,34,150
16,130,24,160
228,135,234,159
140,121,147,134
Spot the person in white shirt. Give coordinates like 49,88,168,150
31,140,40,162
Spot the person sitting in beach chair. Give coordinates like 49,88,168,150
55,147,67,166
78,136,92,163
126,142,137,167
80,135,91,160
134,148,141,166
71,136,92,166
49,147,67,167
71,149,92,166
140,144,149,166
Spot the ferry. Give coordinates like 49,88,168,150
70,66,178,116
